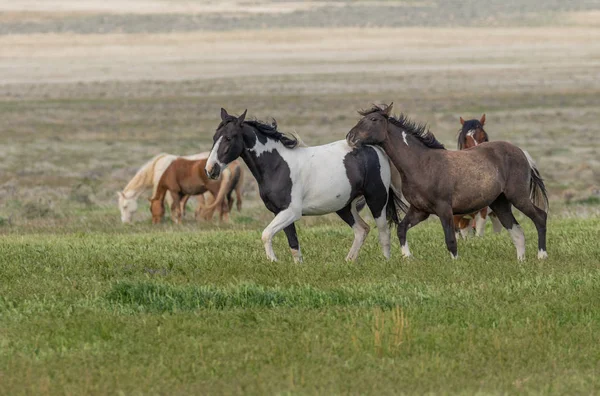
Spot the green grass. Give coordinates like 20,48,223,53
1,217,599,394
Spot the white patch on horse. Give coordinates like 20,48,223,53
402,131,409,146
249,137,282,157
467,130,478,146
206,137,224,172
538,249,548,260
401,243,411,258
450,252,458,259
508,224,526,261
291,248,303,263
261,207,302,262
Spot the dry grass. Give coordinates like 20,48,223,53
0,5,599,229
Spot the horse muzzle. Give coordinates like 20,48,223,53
205,163,221,180
346,131,358,147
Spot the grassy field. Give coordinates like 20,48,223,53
1,0,600,394
1,217,599,394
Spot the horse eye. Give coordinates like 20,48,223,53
226,136,232,141
370,117,377,121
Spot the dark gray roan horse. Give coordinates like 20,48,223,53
346,103,549,261
205,108,405,263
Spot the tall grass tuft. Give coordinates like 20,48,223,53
106,281,407,312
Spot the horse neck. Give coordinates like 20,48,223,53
122,189,142,201
240,130,288,185
382,125,431,179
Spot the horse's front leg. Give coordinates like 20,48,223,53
262,208,302,262
437,206,458,259
283,223,302,263
397,206,429,258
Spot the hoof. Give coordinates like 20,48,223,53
538,250,548,260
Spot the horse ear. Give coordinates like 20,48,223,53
383,102,393,116
459,116,465,125
237,109,247,125
220,108,229,121
480,114,486,125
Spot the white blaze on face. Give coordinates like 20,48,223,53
467,130,478,146
206,136,224,174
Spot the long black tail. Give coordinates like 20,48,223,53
386,187,408,227
524,151,549,212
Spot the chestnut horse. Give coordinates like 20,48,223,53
454,114,502,238
347,103,549,261
150,158,243,224
117,152,210,223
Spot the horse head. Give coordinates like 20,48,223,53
346,103,393,147
458,114,488,149
117,191,138,223
206,108,247,179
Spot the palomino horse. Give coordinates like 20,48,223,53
346,103,549,261
118,152,209,223
454,114,502,238
205,108,405,263
150,158,242,224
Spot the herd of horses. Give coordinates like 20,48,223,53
119,104,549,262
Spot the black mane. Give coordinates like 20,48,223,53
457,119,489,150
360,105,445,150
220,116,298,149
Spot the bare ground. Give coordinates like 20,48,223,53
1,2,599,230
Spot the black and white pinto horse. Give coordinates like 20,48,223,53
205,108,404,263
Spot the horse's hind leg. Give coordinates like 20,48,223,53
489,211,503,233
397,206,429,258
510,197,548,259
336,198,370,262
364,195,391,259
489,194,525,261
283,223,302,263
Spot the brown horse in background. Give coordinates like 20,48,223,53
150,158,243,224
453,114,502,238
